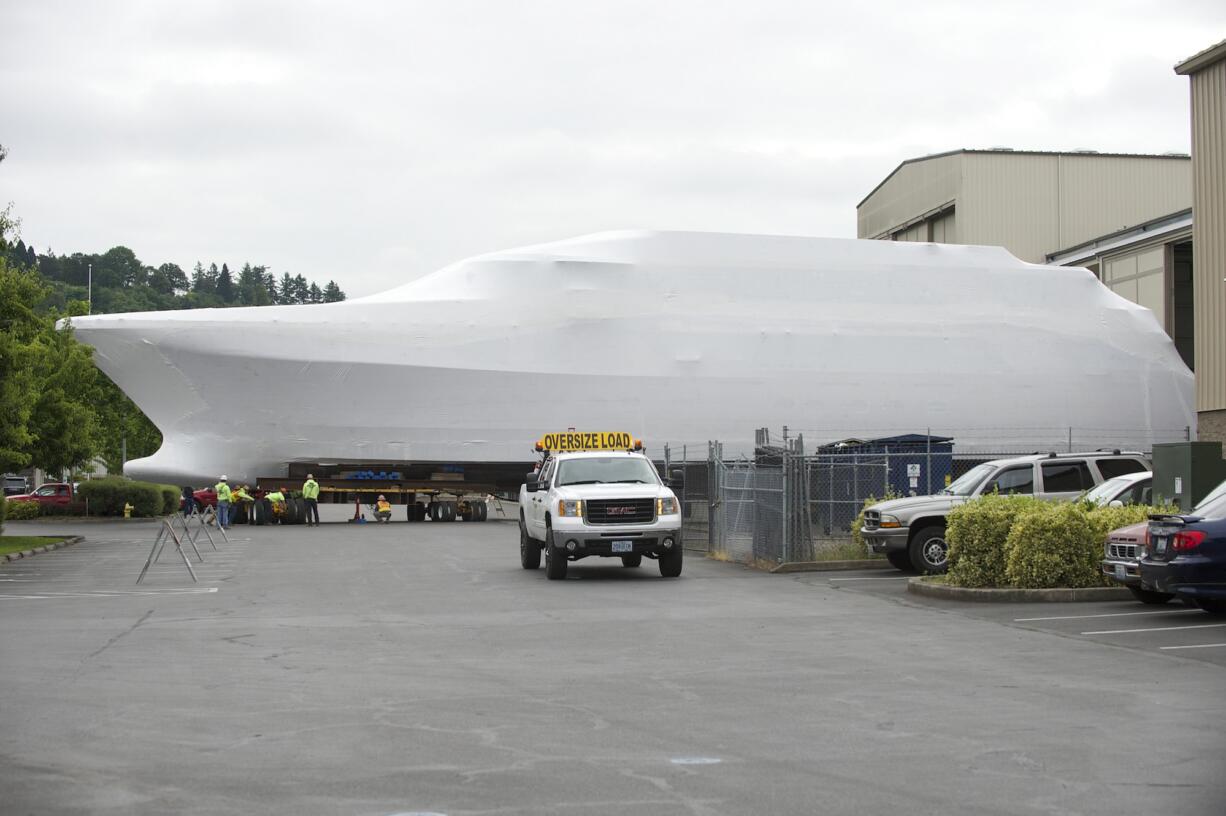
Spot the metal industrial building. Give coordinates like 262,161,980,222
1176,39,1226,444
857,149,1191,263
855,43,1226,446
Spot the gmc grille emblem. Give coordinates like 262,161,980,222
607,506,635,515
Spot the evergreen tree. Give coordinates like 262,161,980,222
307,282,323,304
323,280,345,302
263,268,278,303
191,262,210,294
278,272,295,304
292,274,309,303
216,262,235,302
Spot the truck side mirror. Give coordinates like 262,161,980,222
524,473,542,492
667,466,685,490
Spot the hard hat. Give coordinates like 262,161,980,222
378,494,385,500
220,475,227,481
307,473,314,479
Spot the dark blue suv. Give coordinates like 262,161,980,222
1141,480,1226,614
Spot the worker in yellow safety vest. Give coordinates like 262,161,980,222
303,474,321,527
375,495,392,523
264,488,286,522
231,485,255,524
214,476,233,529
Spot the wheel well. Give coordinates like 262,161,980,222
908,517,947,543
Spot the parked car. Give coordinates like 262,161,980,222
1082,471,1152,507
1139,479,1226,614
6,482,78,507
862,451,1150,573
1101,521,1172,603
3,474,30,496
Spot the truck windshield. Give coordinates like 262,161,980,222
556,457,660,486
942,463,994,496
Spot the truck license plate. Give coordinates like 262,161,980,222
1155,536,1167,554
1114,564,1126,581
611,541,633,553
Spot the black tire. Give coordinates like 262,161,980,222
908,525,949,574
545,522,567,580
520,518,541,570
429,502,440,522
1128,586,1174,605
253,499,270,526
886,551,915,572
441,501,457,522
406,503,415,522
621,553,642,568
475,500,488,522
415,504,427,521
658,545,683,577
1194,598,1226,615
289,497,305,525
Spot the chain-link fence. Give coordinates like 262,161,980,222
678,426,1190,568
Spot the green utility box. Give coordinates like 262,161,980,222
1151,441,1226,510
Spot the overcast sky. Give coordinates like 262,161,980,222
2,1,1222,296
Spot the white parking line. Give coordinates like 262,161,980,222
1081,623,1226,635
827,576,913,582
1160,642,1226,651
0,588,219,600
1016,609,1193,622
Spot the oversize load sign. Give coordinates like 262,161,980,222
539,432,634,451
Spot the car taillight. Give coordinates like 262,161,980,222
1172,530,1206,552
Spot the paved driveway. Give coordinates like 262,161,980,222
1,518,1223,815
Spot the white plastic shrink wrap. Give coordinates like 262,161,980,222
67,231,1195,484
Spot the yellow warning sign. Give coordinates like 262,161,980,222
537,432,636,452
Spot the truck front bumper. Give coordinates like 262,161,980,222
863,527,908,554
1101,557,1142,586
549,524,682,557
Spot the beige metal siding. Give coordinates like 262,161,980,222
1189,59,1226,412
957,153,1190,263
1057,156,1192,249
857,153,961,239
958,154,1061,262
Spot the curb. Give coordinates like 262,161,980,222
772,559,893,574
908,576,1133,603
3,536,84,562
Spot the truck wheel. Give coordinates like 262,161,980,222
441,501,457,522
886,551,915,572
429,502,440,522
475,500,488,521
545,522,567,580
406,503,415,522
908,525,948,574
289,498,305,525
1128,586,1173,605
253,499,269,526
621,554,642,568
658,545,683,577
520,518,541,570
1194,598,1226,615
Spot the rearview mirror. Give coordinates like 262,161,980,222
524,473,542,492
1108,499,1124,508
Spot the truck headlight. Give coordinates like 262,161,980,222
558,499,583,517
879,514,902,528
657,497,679,515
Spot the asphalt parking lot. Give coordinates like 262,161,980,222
1,516,1224,816
798,569,1226,668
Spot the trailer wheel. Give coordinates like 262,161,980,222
441,501,457,522
429,502,440,522
288,497,305,525
253,498,270,526
414,504,427,522
475,500,488,522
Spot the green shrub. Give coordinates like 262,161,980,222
850,489,900,553
947,495,1045,587
1004,502,1105,589
76,478,163,517
5,500,41,521
158,485,180,515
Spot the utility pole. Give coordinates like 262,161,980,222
87,263,92,314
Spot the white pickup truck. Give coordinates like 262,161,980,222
519,443,683,580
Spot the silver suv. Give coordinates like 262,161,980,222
862,452,1149,574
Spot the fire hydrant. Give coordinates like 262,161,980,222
123,502,134,519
